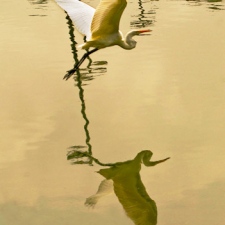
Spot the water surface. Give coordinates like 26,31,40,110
0,0,225,224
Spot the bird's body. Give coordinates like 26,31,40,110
55,0,151,79
98,152,158,225
82,0,129,49
85,150,170,225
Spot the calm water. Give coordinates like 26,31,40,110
0,0,225,224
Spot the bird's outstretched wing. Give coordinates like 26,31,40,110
85,179,113,208
55,0,95,39
97,151,159,225
113,176,157,225
91,0,127,39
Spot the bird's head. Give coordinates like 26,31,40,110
135,150,170,167
125,29,151,49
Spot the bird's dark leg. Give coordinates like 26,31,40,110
63,48,99,80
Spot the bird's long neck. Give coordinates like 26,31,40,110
135,150,170,167
118,31,136,50
134,151,151,164
119,41,134,50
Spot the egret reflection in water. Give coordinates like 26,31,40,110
72,150,170,225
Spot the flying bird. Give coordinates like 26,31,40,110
85,150,170,225
55,0,151,80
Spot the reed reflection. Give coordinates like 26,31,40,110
71,150,169,225
28,0,49,16
186,0,225,10
28,0,48,4
130,0,157,29
207,1,225,10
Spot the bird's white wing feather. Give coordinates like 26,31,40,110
85,179,113,208
91,0,127,39
55,0,95,39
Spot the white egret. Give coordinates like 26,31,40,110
55,0,151,80
85,150,170,225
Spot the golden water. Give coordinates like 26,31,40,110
0,0,225,224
